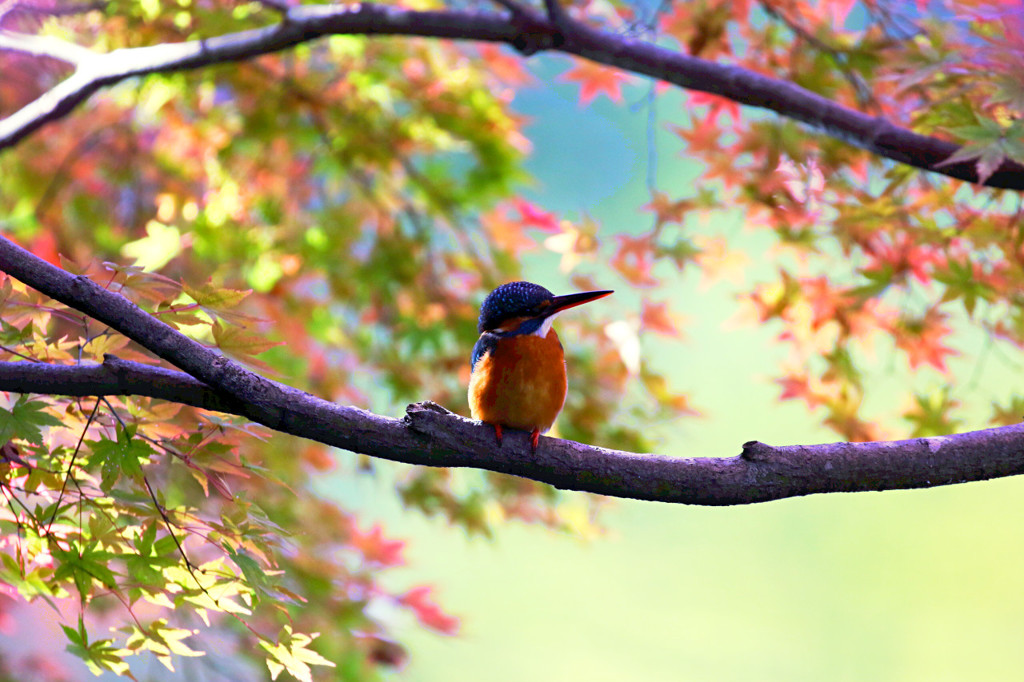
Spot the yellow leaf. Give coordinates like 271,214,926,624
212,321,283,372
183,281,251,309
121,220,183,272
82,334,131,360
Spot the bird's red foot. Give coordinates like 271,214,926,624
530,428,540,452
493,424,503,447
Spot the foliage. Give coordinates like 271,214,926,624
0,0,1023,679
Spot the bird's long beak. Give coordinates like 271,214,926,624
546,289,613,316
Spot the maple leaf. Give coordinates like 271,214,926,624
560,60,631,105
643,191,692,227
640,300,687,338
935,139,1007,185
776,157,825,219
989,393,1024,426
798,276,853,331
688,91,741,124
183,280,258,325
693,235,749,289
936,118,1024,183
903,388,962,437
512,198,560,232
893,309,958,374
121,220,184,272
481,206,535,256
544,217,601,272
348,522,405,567
610,233,658,287
477,45,532,85
861,231,939,286
399,586,459,635
0,396,62,445
261,626,336,682
670,114,723,156
82,333,132,360
740,274,799,324
776,374,825,408
212,320,284,373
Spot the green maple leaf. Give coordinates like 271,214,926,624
182,281,257,325
0,396,63,444
90,429,154,491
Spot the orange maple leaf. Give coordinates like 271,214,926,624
641,300,687,338
478,45,533,85
694,235,749,289
643,191,692,227
893,309,958,373
610,234,658,287
561,60,631,105
481,206,535,255
671,114,723,156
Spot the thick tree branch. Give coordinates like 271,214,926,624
1,2,1023,188
1,355,1024,505
0,356,246,412
1,234,1024,505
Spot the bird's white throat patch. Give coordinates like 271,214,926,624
533,313,560,338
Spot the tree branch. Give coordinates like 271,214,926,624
2,2,1023,188
0,29,95,64
1,354,1024,506
1,235,1023,506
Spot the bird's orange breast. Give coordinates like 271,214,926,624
468,330,567,434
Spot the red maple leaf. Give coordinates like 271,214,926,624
349,522,405,567
512,198,560,232
688,91,742,124
863,231,939,285
400,586,460,635
776,374,826,409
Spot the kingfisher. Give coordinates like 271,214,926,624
468,281,613,451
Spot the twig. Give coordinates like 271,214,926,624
45,399,99,535
1,2,1021,187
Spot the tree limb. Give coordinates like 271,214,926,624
2,2,1023,188
0,235,1023,506
0,29,95,64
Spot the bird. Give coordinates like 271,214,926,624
468,281,613,451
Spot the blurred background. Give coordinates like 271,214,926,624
329,60,1024,682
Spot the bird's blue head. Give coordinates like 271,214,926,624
477,281,614,334
477,281,555,333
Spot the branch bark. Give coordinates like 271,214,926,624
1,234,1023,506
2,2,1024,188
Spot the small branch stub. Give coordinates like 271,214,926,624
741,440,774,462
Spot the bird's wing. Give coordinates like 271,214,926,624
471,332,499,371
